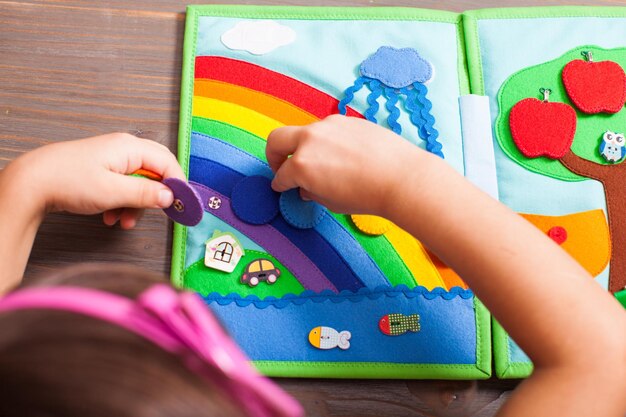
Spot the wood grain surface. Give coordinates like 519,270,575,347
1,1,622,415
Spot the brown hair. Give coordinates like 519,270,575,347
0,264,246,417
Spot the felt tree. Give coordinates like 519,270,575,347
496,46,626,293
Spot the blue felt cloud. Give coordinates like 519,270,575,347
360,46,433,89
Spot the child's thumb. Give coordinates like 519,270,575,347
108,175,174,209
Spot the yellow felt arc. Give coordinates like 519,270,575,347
351,214,392,236
194,80,319,126
192,96,283,139
520,209,611,277
385,226,448,290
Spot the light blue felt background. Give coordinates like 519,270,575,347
477,15,626,365
196,17,466,174
207,293,477,364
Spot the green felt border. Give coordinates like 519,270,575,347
172,4,484,378
462,6,626,95
493,319,533,379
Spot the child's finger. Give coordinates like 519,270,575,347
103,209,122,226
271,158,301,193
266,126,302,173
119,208,144,230
104,174,174,210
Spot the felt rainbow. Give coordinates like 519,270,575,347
191,56,456,291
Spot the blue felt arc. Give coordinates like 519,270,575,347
190,181,336,293
191,131,274,178
190,136,389,289
279,189,326,229
190,136,390,289
189,156,368,292
231,175,280,225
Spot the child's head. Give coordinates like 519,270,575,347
0,265,297,417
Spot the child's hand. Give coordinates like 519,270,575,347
267,115,431,215
8,133,185,229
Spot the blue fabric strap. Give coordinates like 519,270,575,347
189,154,369,292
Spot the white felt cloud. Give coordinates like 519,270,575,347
220,20,296,55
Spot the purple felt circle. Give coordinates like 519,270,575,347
231,176,280,225
162,178,203,226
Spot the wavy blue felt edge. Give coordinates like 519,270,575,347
203,284,474,308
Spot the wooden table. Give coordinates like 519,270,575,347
1,1,622,415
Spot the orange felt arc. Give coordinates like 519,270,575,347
423,249,469,290
520,209,611,277
194,79,318,126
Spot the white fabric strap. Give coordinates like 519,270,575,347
459,95,499,200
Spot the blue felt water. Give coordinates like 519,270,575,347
207,289,478,364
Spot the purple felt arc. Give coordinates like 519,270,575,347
231,176,280,225
190,181,337,293
162,178,203,226
279,188,326,229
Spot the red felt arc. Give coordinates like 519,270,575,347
562,59,626,114
195,56,363,120
509,98,577,159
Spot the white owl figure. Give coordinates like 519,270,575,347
599,130,626,163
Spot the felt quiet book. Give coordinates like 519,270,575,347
170,5,626,379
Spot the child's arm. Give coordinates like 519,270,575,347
267,115,626,417
0,133,185,293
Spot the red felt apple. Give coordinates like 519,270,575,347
562,58,626,114
509,97,577,159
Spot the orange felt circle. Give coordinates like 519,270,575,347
351,214,393,236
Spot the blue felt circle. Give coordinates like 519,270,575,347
279,188,326,229
231,176,280,225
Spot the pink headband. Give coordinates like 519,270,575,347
0,284,303,417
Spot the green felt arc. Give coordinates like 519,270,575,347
191,116,419,288
332,214,416,288
184,250,305,298
192,117,268,162
496,45,626,182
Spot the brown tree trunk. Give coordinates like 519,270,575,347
560,150,626,293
